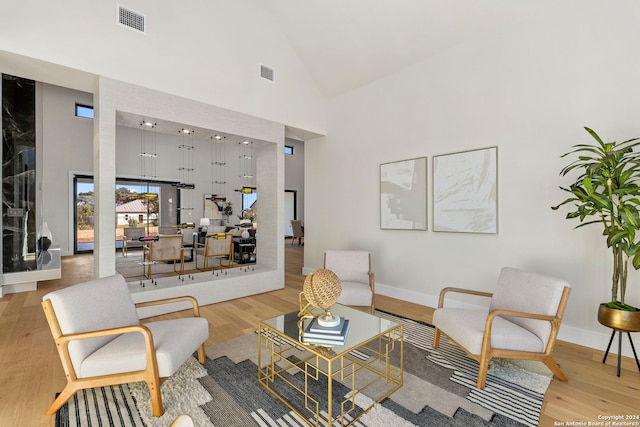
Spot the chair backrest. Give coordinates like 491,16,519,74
205,233,232,256
150,234,184,261
123,227,146,240
291,220,304,237
158,226,177,235
324,250,371,283
490,267,570,346
42,274,140,374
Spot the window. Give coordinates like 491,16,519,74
242,191,257,210
284,145,294,155
75,104,94,119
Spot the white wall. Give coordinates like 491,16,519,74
0,2,326,136
41,84,94,253
304,0,640,354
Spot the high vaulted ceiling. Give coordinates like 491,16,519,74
259,0,560,97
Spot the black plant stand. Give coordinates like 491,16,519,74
602,329,640,376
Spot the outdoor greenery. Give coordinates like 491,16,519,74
76,191,94,230
76,186,159,230
553,127,640,310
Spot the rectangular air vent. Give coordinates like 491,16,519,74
117,5,146,34
260,64,275,82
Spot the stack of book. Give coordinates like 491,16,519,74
301,316,350,346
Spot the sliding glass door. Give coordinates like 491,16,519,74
74,175,179,253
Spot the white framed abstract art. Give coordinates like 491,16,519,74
433,147,498,233
380,157,427,230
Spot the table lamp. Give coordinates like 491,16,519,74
199,217,210,233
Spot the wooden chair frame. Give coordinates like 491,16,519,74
433,286,571,389
194,234,233,271
41,296,206,417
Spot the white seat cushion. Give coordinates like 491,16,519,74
433,307,544,355
80,317,208,378
336,281,373,306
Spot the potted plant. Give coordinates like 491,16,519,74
223,202,233,224
553,127,640,332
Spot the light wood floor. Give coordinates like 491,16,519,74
1,244,639,426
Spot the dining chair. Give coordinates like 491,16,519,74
291,220,304,246
142,234,185,278
194,233,234,271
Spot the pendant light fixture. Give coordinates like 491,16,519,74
208,134,227,215
211,134,227,199
176,128,195,226
139,120,158,198
236,139,255,194
139,120,158,235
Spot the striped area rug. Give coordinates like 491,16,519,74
55,310,550,427
55,384,145,427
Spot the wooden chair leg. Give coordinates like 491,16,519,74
543,356,568,381
148,379,164,417
433,328,441,348
45,383,81,415
197,344,206,364
477,355,490,389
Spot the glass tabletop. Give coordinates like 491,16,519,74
260,304,401,357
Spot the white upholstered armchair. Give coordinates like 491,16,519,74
432,267,571,389
324,250,375,313
41,274,208,417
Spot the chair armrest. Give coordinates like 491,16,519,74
56,324,153,345
54,324,159,376
135,295,202,317
487,308,557,324
481,308,560,354
438,287,493,308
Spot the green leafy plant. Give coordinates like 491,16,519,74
553,127,640,310
223,202,233,218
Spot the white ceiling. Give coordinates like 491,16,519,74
260,0,561,97
116,1,562,138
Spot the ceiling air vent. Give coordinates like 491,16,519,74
260,64,275,82
117,5,146,34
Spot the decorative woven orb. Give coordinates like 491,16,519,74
303,269,342,311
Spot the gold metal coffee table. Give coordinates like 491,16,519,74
257,304,403,426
